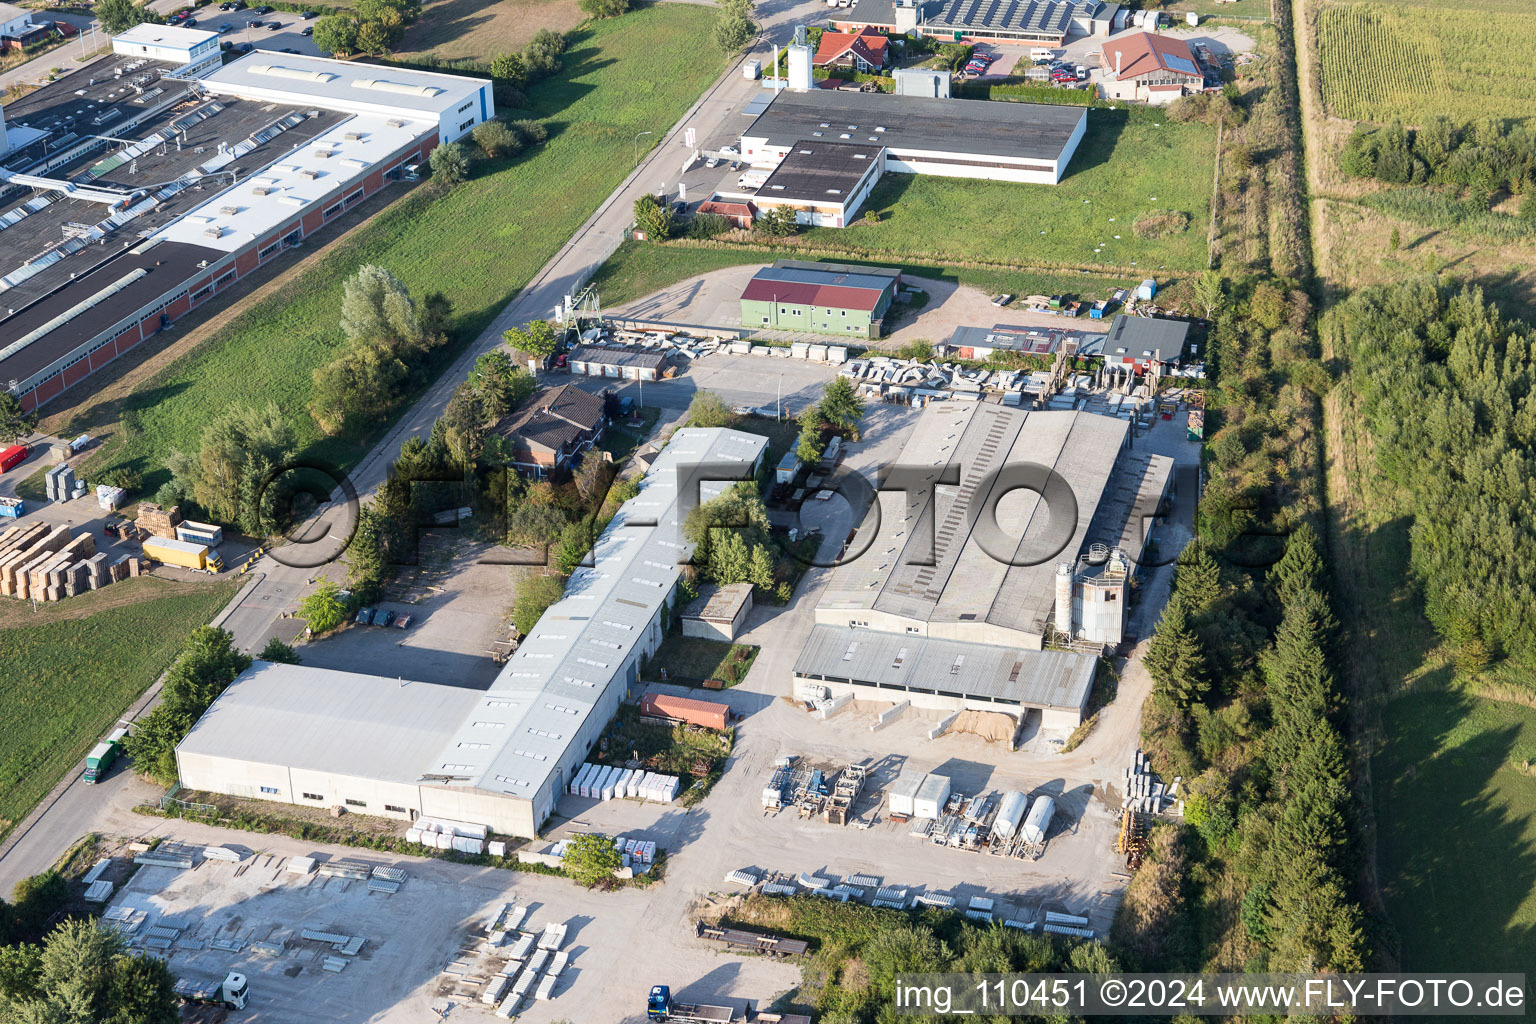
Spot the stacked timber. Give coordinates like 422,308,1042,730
2,525,71,598
135,503,182,540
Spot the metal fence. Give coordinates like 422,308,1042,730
159,788,217,816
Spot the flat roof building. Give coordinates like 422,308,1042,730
740,260,901,338
832,0,1117,46
752,139,885,228
177,428,769,837
112,23,221,75
741,88,1087,185
568,343,668,381
1,49,491,413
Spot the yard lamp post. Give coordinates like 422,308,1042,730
633,130,653,167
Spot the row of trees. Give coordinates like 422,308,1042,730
123,626,251,787
96,0,160,36
681,482,785,598
312,0,422,57
1340,116,1536,205
1334,278,1536,667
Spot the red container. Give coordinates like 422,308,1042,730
0,445,28,473
641,693,729,731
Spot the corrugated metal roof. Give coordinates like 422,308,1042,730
817,406,1132,641
176,663,481,784
794,624,1095,710
428,428,768,799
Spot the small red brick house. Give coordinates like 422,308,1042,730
813,29,890,72
697,198,756,229
491,384,608,476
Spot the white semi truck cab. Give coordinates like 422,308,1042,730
173,971,249,1009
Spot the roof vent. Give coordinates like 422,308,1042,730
218,205,239,215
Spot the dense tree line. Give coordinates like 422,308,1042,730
1120,248,1363,969
123,627,251,788
1133,527,1366,971
0,918,178,1024
1341,118,1536,213
160,402,296,537
1334,278,1536,666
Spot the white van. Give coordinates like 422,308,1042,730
1030,47,1054,62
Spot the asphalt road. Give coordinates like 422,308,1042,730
0,1,831,889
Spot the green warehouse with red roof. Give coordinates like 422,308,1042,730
739,260,902,340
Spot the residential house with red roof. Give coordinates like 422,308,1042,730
1098,32,1204,104
739,259,902,339
813,28,891,72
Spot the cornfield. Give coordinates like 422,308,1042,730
1316,1,1536,124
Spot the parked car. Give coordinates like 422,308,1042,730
219,21,232,30
1076,65,1089,80
300,8,317,16
183,16,197,24
266,19,281,29
248,18,262,26
705,156,719,168
252,4,273,13
373,609,396,627
355,606,375,624
238,41,252,50
300,25,312,34
719,145,738,156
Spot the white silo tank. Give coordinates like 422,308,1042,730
787,43,814,92
991,790,1028,842
1020,795,1055,846
1054,562,1074,637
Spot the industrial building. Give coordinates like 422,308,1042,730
567,343,668,381
796,403,1170,727
740,87,1086,186
832,0,1118,46
793,626,1096,730
1098,32,1205,104
0,45,491,412
177,428,769,838
0,2,52,52
815,404,1172,649
739,260,901,338
751,138,886,228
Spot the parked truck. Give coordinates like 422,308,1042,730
83,726,128,784
142,535,224,573
173,971,249,1009
647,986,734,1022
175,520,224,547
0,443,28,473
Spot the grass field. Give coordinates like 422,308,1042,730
0,578,237,842
1374,690,1536,973
588,240,1145,313
77,4,725,494
1159,0,1270,18
792,109,1214,272
642,634,759,687
1315,0,1536,124
396,0,585,63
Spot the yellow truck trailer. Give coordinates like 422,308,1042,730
142,535,224,573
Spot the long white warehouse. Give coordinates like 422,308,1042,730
176,427,768,838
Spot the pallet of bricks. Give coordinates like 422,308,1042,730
0,522,137,601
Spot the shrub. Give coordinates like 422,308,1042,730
1133,209,1192,239
471,120,520,158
